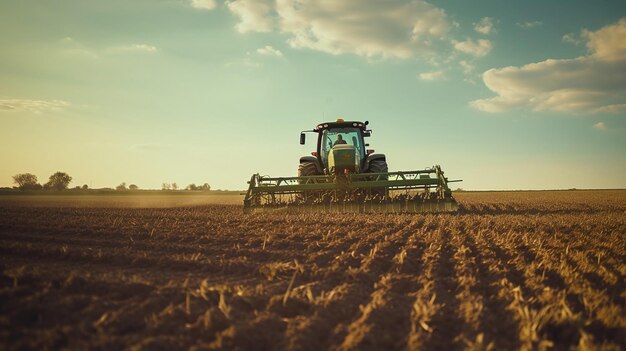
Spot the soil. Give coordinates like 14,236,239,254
0,190,624,350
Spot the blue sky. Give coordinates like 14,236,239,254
1,0,625,190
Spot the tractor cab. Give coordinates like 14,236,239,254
319,126,366,172
300,119,383,176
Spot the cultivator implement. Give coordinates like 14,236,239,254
244,165,460,214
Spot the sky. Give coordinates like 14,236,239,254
1,0,625,190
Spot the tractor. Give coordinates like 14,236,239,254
244,119,459,213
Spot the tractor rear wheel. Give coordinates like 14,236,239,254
298,162,320,177
367,159,388,198
368,159,388,174
298,162,322,203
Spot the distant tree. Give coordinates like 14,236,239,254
171,182,178,191
45,171,72,190
128,184,139,190
186,183,198,191
162,183,171,191
200,183,211,191
12,173,41,190
116,182,127,191
82,184,89,190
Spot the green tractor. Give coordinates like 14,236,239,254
297,119,387,180
244,119,460,213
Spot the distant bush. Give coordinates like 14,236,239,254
186,183,211,191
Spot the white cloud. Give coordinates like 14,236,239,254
517,21,542,29
224,0,451,59
593,104,626,114
256,45,283,57
474,17,495,35
459,60,474,74
276,0,450,58
419,70,445,81
583,19,626,62
190,0,217,10
471,19,626,114
593,122,606,130
562,32,582,45
60,38,158,58
453,39,492,57
108,44,158,53
0,99,70,113
224,56,262,68
226,0,274,33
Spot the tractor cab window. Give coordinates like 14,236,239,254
320,128,365,166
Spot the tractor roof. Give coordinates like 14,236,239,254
314,119,368,132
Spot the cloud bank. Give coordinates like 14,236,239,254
471,18,626,114
226,0,451,59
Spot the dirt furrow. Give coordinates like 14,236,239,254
406,220,461,350
0,240,259,276
463,226,520,350
334,230,424,350
282,220,418,350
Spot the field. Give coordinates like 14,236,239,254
0,191,624,350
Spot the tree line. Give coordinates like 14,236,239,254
12,172,73,190
11,172,211,192
161,183,211,191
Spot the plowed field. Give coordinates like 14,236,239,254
1,191,624,350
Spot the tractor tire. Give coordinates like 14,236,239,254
298,162,320,177
367,159,388,197
367,159,388,174
298,162,322,203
